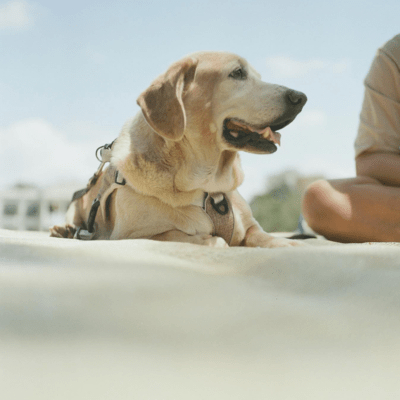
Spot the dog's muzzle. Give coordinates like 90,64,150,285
223,89,307,153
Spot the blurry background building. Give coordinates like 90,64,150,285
0,182,82,231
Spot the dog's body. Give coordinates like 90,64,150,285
51,52,307,248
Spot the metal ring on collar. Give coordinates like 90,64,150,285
95,145,105,162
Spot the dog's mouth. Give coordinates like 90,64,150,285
222,118,294,153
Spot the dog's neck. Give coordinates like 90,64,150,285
112,112,244,207
174,146,244,194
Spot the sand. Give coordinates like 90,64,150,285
1,229,400,399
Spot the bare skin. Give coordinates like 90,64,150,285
302,152,400,243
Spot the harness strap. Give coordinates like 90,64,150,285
203,192,235,245
74,139,125,240
71,141,116,203
75,165,124,240
71,188,90,202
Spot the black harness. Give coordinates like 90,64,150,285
73,141,126,240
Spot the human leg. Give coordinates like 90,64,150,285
302,176,400,242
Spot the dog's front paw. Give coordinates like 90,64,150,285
49,224,76,239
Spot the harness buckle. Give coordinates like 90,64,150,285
115,170,126,185
210,195,229,215
74,227,96,240
203,192,235,245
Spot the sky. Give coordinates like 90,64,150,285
0,0,399,201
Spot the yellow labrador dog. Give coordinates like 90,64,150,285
50,51,307,248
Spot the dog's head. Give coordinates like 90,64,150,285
137,52,306,155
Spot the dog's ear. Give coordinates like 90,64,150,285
137,58,198,141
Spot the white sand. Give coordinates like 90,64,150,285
1,229,400,399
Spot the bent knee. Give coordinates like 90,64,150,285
302,179,349,233
302,180,332,220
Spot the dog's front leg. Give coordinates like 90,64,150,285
243,224,304,248
152,230,228,248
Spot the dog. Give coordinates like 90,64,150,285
50,51,307,248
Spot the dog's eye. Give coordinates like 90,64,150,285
229,67,246,80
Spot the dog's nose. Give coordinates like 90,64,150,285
286,90,307,107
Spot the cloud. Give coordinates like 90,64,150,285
0,119,106,188
0,0,34,31
266,56,350,78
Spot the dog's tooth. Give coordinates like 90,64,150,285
271,131,281,146
256,126,271,139
262,127,272,139
257,126,281,145
230,131,239,138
